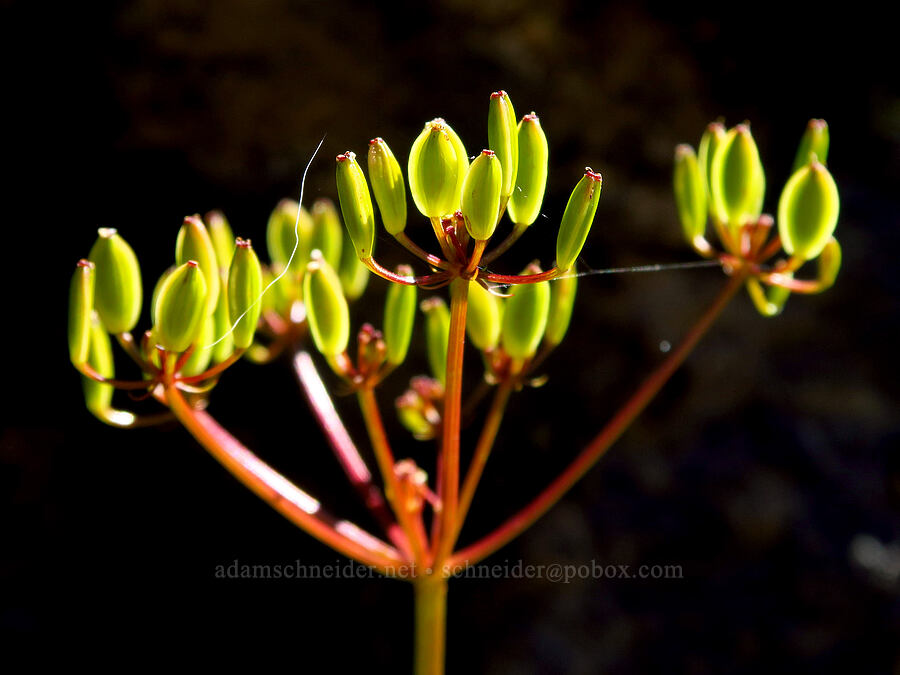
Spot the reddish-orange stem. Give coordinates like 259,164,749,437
482,267,559,285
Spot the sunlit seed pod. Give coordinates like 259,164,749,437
461,150,503,241
501,264,551,359
466,281,501,352
337,228,370,301
441,119,470,208
176,215,220,315
206,210,235,274
792,119,829,173
367,138,408,235
335,152,376,260
153,261,208,353
544,269,578,348
508,113,549,227
82,314,115,416
303,252,350,357
487,90,519,201
311,198,344,270
383,265,417,365
210,280,234,363
266,199,313,272
777,160,840,260
673,144,708,244
408,120,460,218
817,236,841,290
180,313,215,376
88,228,143,333
697,122,726,208
767,280,792,315
709,124,765,228
68,260,95,365
150,266,174,321
556,169,603,272
421,297,450,386
228,238,264,349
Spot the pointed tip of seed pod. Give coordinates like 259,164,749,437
309,248,324,263
183,214,203,225
235,237,252,248
757,214,774,228
523,112,539,122
186,260,199,268
675,144,694,159
735,123,751,135
97,227,117,238
584,168,602,182
77,258,94,269
490,90,507,99
481,149,496,157
369,137,383,146
336,151,355,163
809,157,827,173
809,119,827,130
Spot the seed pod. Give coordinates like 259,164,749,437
673,144,707,244
488,90,519,201
556,169,603,272
383,265,417,365
176,215,220,315
206,209,235,274
338,228,370,301
501,264,550,359
88,228,143,333
544,269,577,347
181,314,215,376
266,199,313,272
709,124,765,227
228,238,264,349
697,122,726,206
466,281,500,352
396,392,435,441
817,236,841,290
421,297,450,385
335,151,376,260
68,260,95,365
508,113,549,227
777,159,840,260
311,198,344,270
792,119,829,173
210,283,234,363
461,150,503,241
367,137,408,235
303,252,350,357
408,120,460,218
82,315,115,416
442,119,470,207
154,260,208,353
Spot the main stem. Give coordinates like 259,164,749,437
414,576,448,675
435,277,469,567
451,271,747,566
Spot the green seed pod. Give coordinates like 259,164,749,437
507,113,549,227
421,297,450,385
673,144,707,244
408,120,460,218
335,151,376,260
367,137,408,235
88,228,143,333
556,169,603,272
544,269,578,347
176,215,220,315
206,209,235,274
303,252,350,357
709,124,765,227
383,265,417,365
338,229,370,301
817,236,841,290
311,198,344,270
82,315,115,416
181,313,215,376
68,260,95,365
210,281,234,363
777,160,840,260
441,119,470,208
228,238,264,349
154,260,208,353
793,119,829,173
396,392,435,441
266,199,314,272
501,264,551,359
461,149,503,241
488,90,519,201
697,122,726,206
466,281,501,352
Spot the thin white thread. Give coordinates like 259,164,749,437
203,135,326,350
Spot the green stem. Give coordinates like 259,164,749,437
450,271,747,567
414,576,448,675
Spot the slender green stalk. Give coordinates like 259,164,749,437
414,576,448,675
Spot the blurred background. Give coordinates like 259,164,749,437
4,0,898,672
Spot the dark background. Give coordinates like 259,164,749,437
4,1,898,672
